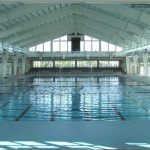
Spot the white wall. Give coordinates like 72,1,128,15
0,63,3,76
0,58,31,77
0,63,13,77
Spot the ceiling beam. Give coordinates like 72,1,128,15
1,3,148,50
80,17,139,47
0,3,146,41
5,14,133,45
4,15,74,45
17,20,125,48
76,25,124,47
0,4,54,25
90,4,150,40
1,3,144,45
75,21,125,45
74,4,144,36
23,28,74,49
20,25,74,48
90,4,150,27
75,15,133,41
1,0,150,4
0,4,73,39
23,23,124,49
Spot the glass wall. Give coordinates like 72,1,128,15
101,41,108,51
148,63,150,77
29,46,36,52
33,60,120,68
77,61,97,68
33,61,53,68
140,63,144,75
55,61,75,68
99,61,119,68
30,41,51,52
80,35,122,52
53,35,71,52
29,35,71,52
36,44,43,52
44,41,51,52
29,34,123,52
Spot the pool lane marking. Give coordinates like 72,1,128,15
15,105,32,121
0,102,9,108
113,107,125,121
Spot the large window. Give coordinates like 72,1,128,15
29,46,36,52
33,61,53,68
99,61,119,68
140,63,144,75
44,41,51,51
53,40,60,52
68,41,71,52
33,60,120,68
29,34,123,52
92,41,99,51
60,42,67,52
80,41,84,51
55,61,75,68
116,46,123,51
36,44,43,52
77,61,97,68
53,35,70,52
81,35,100,52
85,41,92,51
101,41,108,51
148,63,150,77
109,43,116,52
33,61,75,68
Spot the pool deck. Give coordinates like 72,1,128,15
0,121,150,149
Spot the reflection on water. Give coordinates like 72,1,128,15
0,76,150,121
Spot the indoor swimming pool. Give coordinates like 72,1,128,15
0,76,150,121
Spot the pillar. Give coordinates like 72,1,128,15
53,60,55,68
133,55,139,74
143,54,148,76
2,52,9,78
22,56,26,74
126,56,130,74
13,55,19,76
75,60,77,68
97,60,99,68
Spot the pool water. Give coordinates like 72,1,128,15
0,76,150,121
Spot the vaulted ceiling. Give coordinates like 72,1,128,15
0,1,150,51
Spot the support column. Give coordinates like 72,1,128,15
51,40,53,52
13,55,19,76
133,55,139,74
143,54,148,76
75,60,77,68
126,56,130,74
97,60,99,68
22,56,26,74
2,52,9,78
53,60,55,68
